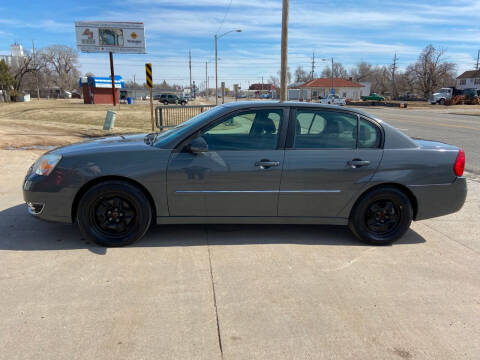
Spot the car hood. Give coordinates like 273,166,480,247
50,133,152,156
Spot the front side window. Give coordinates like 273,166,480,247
294,110,357,149
199,109,283,151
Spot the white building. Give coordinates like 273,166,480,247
0,43,25,68
456,70,480,91
299,78,365,100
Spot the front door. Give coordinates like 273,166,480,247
278,109,383,218
167,108,286,217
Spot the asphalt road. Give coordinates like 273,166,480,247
362,107,480,174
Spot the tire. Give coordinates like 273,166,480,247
181,101,186,106
77,181,152,247
348,186,413,246
439,98,445,105
163,101,169,105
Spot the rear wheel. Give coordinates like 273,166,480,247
77,181,152,247
181,101,186,106
163,100,169,105
349,187,413,245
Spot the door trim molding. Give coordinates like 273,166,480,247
175,190,341,193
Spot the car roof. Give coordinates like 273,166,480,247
218,101,376,119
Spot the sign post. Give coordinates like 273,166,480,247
145,63,154,131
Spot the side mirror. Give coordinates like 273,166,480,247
189,137,208,154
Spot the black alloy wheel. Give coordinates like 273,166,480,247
77,181,152,247
349,186,413,245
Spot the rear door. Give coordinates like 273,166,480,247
167,107,287,217
278,108,383,218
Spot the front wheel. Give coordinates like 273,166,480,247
438,98,445,105
349,187,413,245
77,181,152,247
163,101,169,105
181,101,186,106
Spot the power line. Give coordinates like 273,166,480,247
216,0,234,34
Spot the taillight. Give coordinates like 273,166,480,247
453,149,465,176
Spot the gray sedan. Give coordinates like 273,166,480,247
23,102,467,247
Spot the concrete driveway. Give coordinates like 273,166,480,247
1,150,479,360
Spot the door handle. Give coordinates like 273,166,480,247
255,159,280,169
348,159,371,168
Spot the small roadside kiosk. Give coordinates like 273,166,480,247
79,76,125,104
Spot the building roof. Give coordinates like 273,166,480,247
249,83,273,91
300,78,364,88
457,70,480,79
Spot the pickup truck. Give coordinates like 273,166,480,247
319,94,346,106
361,93,385,101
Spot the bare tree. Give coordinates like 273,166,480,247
350,62,373,82
9,51,44,92
268,75,279,88
321,62,348,78
294,65,310,83
408,45,456,98
41,45,81,93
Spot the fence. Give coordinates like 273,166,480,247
155,105,216,129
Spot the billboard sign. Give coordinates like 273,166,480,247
75,21,146,53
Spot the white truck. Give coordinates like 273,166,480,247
319,94,346,106
430,87,463,105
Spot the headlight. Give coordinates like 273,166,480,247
32,154,62,176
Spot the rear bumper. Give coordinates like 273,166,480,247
409,177,467,220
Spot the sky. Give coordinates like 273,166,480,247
1,0,479,89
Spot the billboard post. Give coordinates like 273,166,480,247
109,52,116,106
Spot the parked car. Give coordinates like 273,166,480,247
361,93,385,101
24,102,467,247
319,94,346,106
159,94,187,105
260,93,271,99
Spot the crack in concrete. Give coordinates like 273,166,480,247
205,225,224,360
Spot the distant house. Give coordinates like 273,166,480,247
456,70,480,91
249,83,273,91
300,78,365,100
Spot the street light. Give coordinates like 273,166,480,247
215,29,242,105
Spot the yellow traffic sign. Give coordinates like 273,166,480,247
145,63,153,88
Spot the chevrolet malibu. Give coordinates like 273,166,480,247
23,102,467,247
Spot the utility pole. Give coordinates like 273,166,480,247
32,40,40,100
205,61,208,98
262,76,264,90
189,49,192,97
215,34,218,105
280,0,289,101
331,57,334,94
133,74,136,100
392,52,398,99
311,50,315,80
476,49,479,70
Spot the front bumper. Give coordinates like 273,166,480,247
23,174,76,224
409,177,467,220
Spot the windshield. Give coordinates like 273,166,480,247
439,88,450,93
153,106,225,145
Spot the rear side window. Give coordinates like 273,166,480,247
357,118,381,148
294,110,357,149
